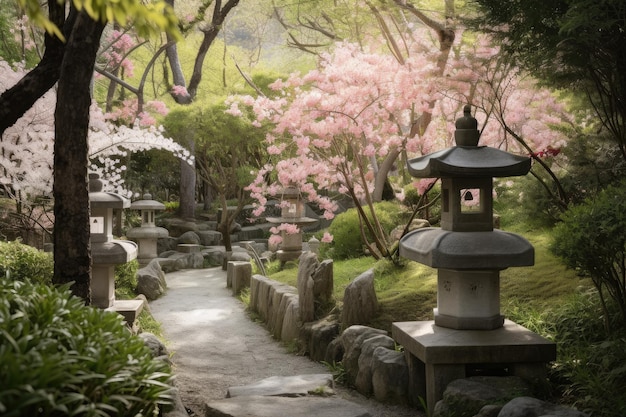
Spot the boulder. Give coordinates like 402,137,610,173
340,325,387,386
197,230,222,246
498,397,589,417
162,219,199,237
300,317,340,362
281,296,301,343
158,236,178,253
312,259,333,301
324,337,344,365
136,259,167,300
178,231,201,244
433,376,533,417
371,347,409,405
138,332,170,362
203,248,225,267
354,335,396,396
229,261,252,295
230,251,252,262
298,252,319,323
341,269,379,329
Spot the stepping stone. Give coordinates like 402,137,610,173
204,395,372,417
227,374,334,398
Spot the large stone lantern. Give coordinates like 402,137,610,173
89,174,139,321
266,186,318,263
126,194,168,266
391,106,556,414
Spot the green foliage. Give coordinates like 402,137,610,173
550,182,626,329
325,201,409,260
163,201,179,213
321,361,347,385
114,259,139,299
509,290,626,417
0,240,53,285
0,276,174,416
16,0,180,42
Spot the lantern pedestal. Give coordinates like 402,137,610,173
392,320,556,414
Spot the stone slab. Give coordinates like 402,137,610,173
392,320,556,364
177,243,201,253
226,374,333,398
108,299,144,324
204,395,371,417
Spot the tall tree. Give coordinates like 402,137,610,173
53,7,106,299
0,0,67,135
7,0,179,302
468,0,626,162
160,0,241,218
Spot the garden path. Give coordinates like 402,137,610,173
149,267,419,417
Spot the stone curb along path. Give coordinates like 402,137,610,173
149,267,415,417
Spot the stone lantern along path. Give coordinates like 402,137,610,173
266,186,318,265
391,106,556,415
89,173,142,325
126,194,168,267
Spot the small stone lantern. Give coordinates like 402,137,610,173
391,106,556,414
126,194,168,266
89,174,139,319
267,186,318,263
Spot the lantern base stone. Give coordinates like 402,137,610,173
392,320,555,416
434,309,504,330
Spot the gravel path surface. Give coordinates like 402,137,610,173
149,267,421,417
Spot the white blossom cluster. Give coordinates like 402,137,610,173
0,59,192,203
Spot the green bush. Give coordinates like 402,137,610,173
325,201,409,260
509,290,626,417
550,181,626,330
0,276,174,416
0,240,53,285
115,259,139,299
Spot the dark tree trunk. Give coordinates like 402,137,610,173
52,10,106,303
178,140,196,219
0,1,69,135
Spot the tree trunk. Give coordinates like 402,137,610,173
178,140,196,219
52,10,106,303
0,1,69,135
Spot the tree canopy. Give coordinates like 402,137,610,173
469,0,626,161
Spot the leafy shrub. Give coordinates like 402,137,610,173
0,276,174,416
550,181,626,331
510,290,626,417
0,240,53,285
325,201,409,260
115,259,139,299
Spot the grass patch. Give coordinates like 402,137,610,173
266,227,585,332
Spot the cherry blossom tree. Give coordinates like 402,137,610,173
229,31,572,260
0,58,192,241
228,37,443,259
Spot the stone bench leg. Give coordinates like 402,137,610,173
425,363,465,416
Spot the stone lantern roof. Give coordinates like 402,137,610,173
130,193,165,211
89,173,130,209
407,146,531,179
407,106,530,178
